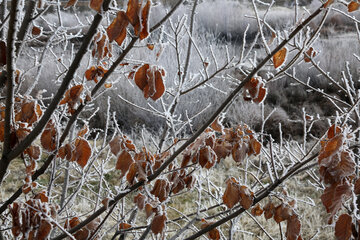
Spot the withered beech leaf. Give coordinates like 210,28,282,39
151,214,167,235
140,0,151,40
109,136,122,155
250,138,261,156
304,47,316,63
31,26,42,36
64,0,77,8
59,85,83,114
232,142,248,163
71,138,92,168
201,219,220,240
327,124,342,139
242,77,267,104
324,0,335,8
36,220,52,240
286,215,301,240
145,203,156,218
354,178,360,194
126,0,141,35
116,150,134,177
126,163,137,184
335,214,352,240
318,135,344,162
211,118,223,132
198,146,217,169
106,11,129,46
134,64,166,100
239,185,254,209
321,182,352,223
85,66,107,83
147,43,154,50
273,47,287,69
90,0,104,12
348,1,360,12
150,179,170,202
274,204,293,223
40,120,57,152
222,177,241,208
134,193,146,210
251,203,264,216
119,222,132,230
77,124,88,138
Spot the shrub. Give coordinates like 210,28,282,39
0,0,360,240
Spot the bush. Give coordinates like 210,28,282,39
0,0,360,239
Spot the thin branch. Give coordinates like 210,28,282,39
52,4,326,240
15,0,36,57
0,0,19,182
184,151,320,240
0,0,186,215
3,0,112,165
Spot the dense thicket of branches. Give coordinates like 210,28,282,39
0,0,360,239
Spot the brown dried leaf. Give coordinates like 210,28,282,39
147,44,154,50
64,0,77,8
324,0,335,8
72,138,92,168
232,142,248,163
251,203,264,216
126,0,141,35
35,191,49,203
211,118,223,132
59,85,83,113
85,66,107,83
321,182,352,223
274,204,293,223
25,145,41,161
354,178,360,194
286,214,301,240
239,185,254,209
134,64,166,100
222,177,241,208
31,26,42,36
119,222,132,230
318,135,344,161
151,214,167,235
348,1,360,12
106,11,129,45
198,146,217,169
104,83,112,88
145,203,156,218
134,193,146,210
36,220,52,240
40,121,57,152
250,138,261,156
304,47,316,63
150,179,170,202
335,214,352,240
77,124,88,137
126,163,137,184
109,136,121,155
0,121,4,142
327,124,342,139
90,0,104,12
140,0,151,40
273,47,287,69
213,139,232,160
201,220,220,240
116,150,134,177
